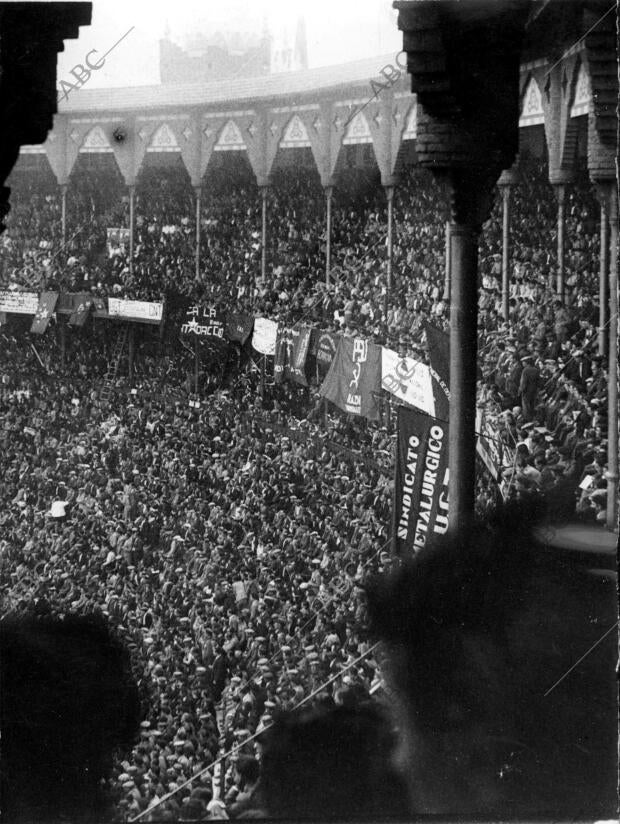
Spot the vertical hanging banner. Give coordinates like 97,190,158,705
393,406,449,557
286,326,312,385
424,322,450,421
319,337,381,420
274,326,312,385
30,291,59,334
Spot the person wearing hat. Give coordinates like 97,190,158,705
518,354,540,423
210,644,229,704
586,357,607,401
503,353,523,409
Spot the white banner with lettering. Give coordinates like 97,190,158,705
381,348,435,417
0,291,39,315
107,298,164,324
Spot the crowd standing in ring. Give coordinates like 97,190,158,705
0,151,612,819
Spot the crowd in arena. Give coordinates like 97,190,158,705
0,147,613,819
1,150,611,517
0,325,395,820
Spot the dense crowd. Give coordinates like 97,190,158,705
0,149,613,819
1,152,611,516
0,325,395,820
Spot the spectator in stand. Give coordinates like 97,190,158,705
518,354,540,422
366,504,617,818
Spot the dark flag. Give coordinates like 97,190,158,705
311,329,340,377
30,291,58,334
68,295,92,327
274,326,312,386
226,312,254,345
319,337,381,420
91,296,108,316
286,326,312,385
274,327,290,383
393,406,449,557
424,322,450,421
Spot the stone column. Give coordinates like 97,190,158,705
194,185,201,280
443,220,451,301
260,185,269,284
553,182,568,303
325,185,334,286
128,185,135,277
501,186,511,319
498,165,518,321
394,0,529,534
385,185,395,318
60,183,68,248
605,184,618,531
596,187,609,356
446,178,489,530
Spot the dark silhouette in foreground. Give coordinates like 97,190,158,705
366,504,618,818
260,702,410,819
0,613,141,824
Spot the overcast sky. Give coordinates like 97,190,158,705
57,0,401,88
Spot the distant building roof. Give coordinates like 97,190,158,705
59,53,399,113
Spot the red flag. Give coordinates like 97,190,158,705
424,322,450,421
319,337,381,420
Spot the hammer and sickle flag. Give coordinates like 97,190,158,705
319,336,381,420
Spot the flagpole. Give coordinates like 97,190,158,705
59,320,66,367
60,183,67,249
128,184,135,278
260,185,268,285
325,186,333,286
385,185,394,319
195,185,201,280
194,334,199,396
260,354,265,400
30,343,46,371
